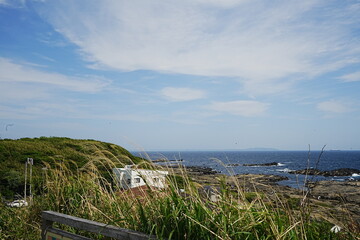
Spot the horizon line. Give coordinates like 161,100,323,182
129,148,360,152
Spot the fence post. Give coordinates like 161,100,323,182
41,213,53,240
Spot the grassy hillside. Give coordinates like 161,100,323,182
0,137,143,198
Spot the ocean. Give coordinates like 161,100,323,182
132,150,360,188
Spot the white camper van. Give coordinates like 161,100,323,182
113,166,168,189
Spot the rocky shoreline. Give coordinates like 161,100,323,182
226,162,280,167
169,165,220,175
169,165,360,228
289,168,360,177
167,162,360,177
243,161,279,167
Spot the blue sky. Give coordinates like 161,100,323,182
1,0,360,151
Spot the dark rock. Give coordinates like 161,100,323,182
166,164,185,168
324,168,360,177
235,174,289,183
243,162,278,167
185,166,219,175
289,168,360,176
226,163,240,167
259,175,289,182
289,168,323,175
153,158,183,163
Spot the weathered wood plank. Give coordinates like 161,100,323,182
42,211,156,240
45,227,92,240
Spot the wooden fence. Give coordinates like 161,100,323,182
41,211,156,240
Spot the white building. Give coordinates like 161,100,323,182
113,166,168,189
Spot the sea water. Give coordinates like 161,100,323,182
132,150,360,188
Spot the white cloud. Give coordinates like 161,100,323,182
161,87,206,102
0,82,49,102
35,1,360,96
0,58,110,93
317,100,351,113
339,71,360,82
0,0,26,8
191,0,249,8
0,58,115,120
207,100,269,116
0,94,162,121
241,79,294,97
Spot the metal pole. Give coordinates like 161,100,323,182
29,159,32,204
24,161,27,201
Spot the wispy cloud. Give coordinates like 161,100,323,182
207,100,269,116
0,58,110,93
0,0,26,8
0,82,49,101
317,100,351,113
161,87,206,102
339,71,360,82
0,57,114,120
0,96,162,122
35,1,360,97
0,96,91,120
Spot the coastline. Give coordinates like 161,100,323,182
170,165,360,228
135,150,360,187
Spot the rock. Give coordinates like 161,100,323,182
289,168,360,176
324,168,360,177
235,174,288,183
258,175,288,182
153,158,183,163
185,166,219,175
226,163,240,167
243,162,279,167
308,180,360,224
309,180,360,204
289,169,323,175
188,171,360,227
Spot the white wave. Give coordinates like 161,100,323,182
352,173,360,177
335,179,345,181
277,163,285,166
277,168,293,173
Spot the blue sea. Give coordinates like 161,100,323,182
132,151,360,188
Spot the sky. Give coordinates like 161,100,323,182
0,0,360,151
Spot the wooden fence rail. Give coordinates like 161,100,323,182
41,211,156,240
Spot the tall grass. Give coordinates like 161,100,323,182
0,137,143,199
0,155,357,240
